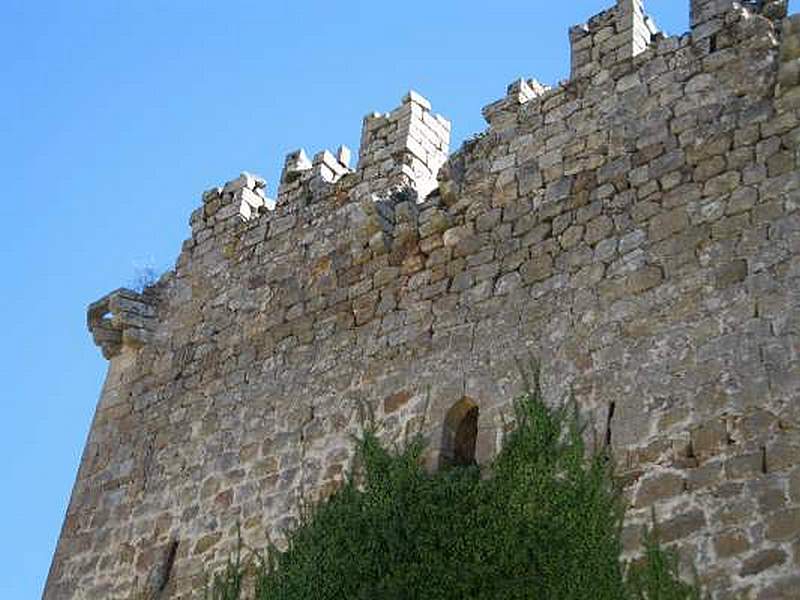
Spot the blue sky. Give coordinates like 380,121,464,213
0,1,794,597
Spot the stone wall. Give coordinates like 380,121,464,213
46,1,800,598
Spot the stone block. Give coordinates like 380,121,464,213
714,529,750,559
520,254,553,284
687,461,724,491
704,171,741,197
765,442,800,473
402,90,432,111
714,260,748,289
584,215,614,245
495,272,522,296
692,420,729,459
384,391,411,414
790,468,800,502
726,453,765,480
756,575,800,600
765,509,800,542
740,549,787,577
659,510,707,543
337,145,352,168
633,471,685,508
560,225,585,249
650,209,689,242
626,266,663,295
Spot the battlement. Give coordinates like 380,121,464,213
179,1,792,240
355,90,450,202
198,171,272,224
482,78,550,131
569,0,659,79
691,0,788,31
277,147,352,206
266,91,450,216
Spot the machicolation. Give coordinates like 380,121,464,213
47,1,800,597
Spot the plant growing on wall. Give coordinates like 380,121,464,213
206,375,701,600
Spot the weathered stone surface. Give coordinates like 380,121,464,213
790,468,800,502
384,390,411,414
739,548,787,576
659,510,706,543
765,509,800,542
715,530,750,559
633,471,685,508
757,575,800,600
47,2,800,599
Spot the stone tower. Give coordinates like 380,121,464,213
47,1,800,598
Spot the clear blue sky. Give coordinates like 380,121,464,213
0,1,793,597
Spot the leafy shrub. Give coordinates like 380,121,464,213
206,379,700,599
626,523,702,600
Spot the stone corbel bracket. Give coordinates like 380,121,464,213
87,288,158,359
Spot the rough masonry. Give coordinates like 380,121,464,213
47,1,800,598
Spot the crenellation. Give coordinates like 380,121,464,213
280,148,312,184
356,90,450,202
198,171,273,227
335,144,351,169
691,1,789,39
570,0,658,80
270,92,451,217
482,78,550,132
48,1,800,598
690,0,738,29
275,146,353,208
221,171,265,195
311,148,351,183
777,14,800,96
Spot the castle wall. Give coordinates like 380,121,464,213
47,2,800,598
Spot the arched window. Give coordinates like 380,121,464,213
440,398,479,468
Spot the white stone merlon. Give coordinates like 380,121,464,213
483,78,549,130
337,145,352,168
276,144,354,206
280,149,312,184
569,0,658,80
356,90,450,202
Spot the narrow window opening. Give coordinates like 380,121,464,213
604,401,616,448
440,399,479,469
687,438,696,460
453,406,478,466
157,539,179,594
709,34,717,53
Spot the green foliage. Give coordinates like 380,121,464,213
626,520,702,600
206,381,700,599
205,540,245,600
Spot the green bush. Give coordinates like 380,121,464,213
206,380,700,600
